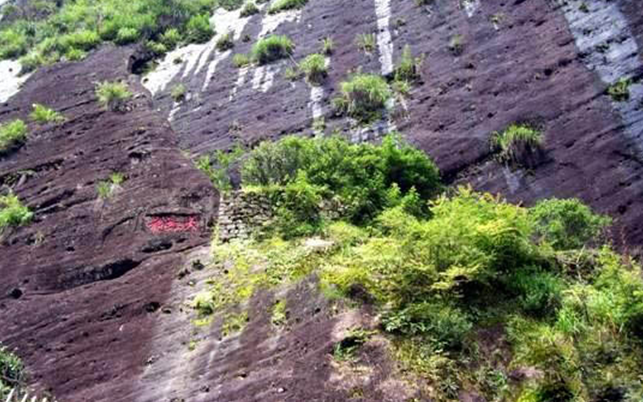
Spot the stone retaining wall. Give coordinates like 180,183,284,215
217,190,273,242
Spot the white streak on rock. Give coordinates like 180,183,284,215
229,67,250,101
502,166,521,194
202,50,230,92
310,86,324,120
0,60,30,103
258,8,302,39
462,0,481,18
558,0,643,152
374,0,393,76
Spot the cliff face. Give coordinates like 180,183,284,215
0,0,642,401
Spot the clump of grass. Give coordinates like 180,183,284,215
449,34,464,55
240,1,259,17
607,77,631,102
196,145,244,192
216,31,234,51
0,192,33,232
321,37,334,55
284,66,301,81
186,14,215,44
30,104,65,124
171,84,187,102
0,344,24,399
268,0,308,14
491,123,542,163
0,119,28,153
332,327,375,361
160,28,182,51
221,311,249,337
232,53,250,68
251,35,294,65
355,33,376,53
96,81,132,112
299,53,327,85
394,45,423,84
271,299,288,327
334,74,392,122
97,172,126,199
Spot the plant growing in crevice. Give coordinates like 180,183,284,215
97,172,126,199
271,299,288,327
321,37,334,55
490,123,542,164
233,53,250,68
0,345,24,399
221,311,249,337
607,77,632,102
0,192,33,232
332,327,375,361
95,81,132,112
449,34,464,56
240,1,259,17
171,84,187,102
0,119,28,153
268,0,308,14
251,35,294,65
355,33,376,54
333,74,392,122
299,53,327,85
216,31,235,51
196,145,245,192
30,104,65,124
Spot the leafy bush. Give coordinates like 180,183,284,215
232,53,250,67
171,84,187,102
251,35,293,65
268,0,308,14
115,27,139,45
335,74,392,122
491,123,542,163
529,198,611,250
95,81,132,112
0,345,24,399
299,53,327,85
30,104,65,124
505,267,565,317
0,119,28,153
160,28,182,50
0,192,33,232
216,32,234,51
196,146,244,192
186,14,214,44
240,2,259,17
321,37,334,55
607,78,631,102
394,45,422,83
241,134,440,223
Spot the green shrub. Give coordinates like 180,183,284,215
242,134,440,223
251,35,293,65
232,53,250,67
115,27,139,44
321,37,334,55
529,198,611,250
216,32,234,51
171,84,187,102
607,77,631,102
240,1,259,17
95,81,132,111
160,28,182,50
0,28,28,59
186,14,214,43
505,267,565,317
355,33,376,53
0,345,24,399
268,0,308,14
0,192,33,232
299,53,327,85
30,104,65,124
0,120,28,153
335,74,392,122
491,123,542,163
196,145,244,192
394,45,422,83
97,172,126,199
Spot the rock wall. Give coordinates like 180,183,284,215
146,0,643,247
218,190,273,242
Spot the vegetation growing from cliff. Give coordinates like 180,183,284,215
251,35,294,65
299,53,327,85
0,192,32,232
268,0,309,14
0,119,28,153
0,345,24,399
192,133,643,401
95,81,132,112
30,104,65,124
333,74,392,123
0,0,221,71
491,123,542,163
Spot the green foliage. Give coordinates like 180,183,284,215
0,0,218,67
504,267,565,317
30,104,65,124
240,2,259,17
0,192,33,232
171,83,187,102
95,81,132,112
232,53,250,67
268,0,308,14
491,123,542,163
529,198,611,250
607,77,631,102
196,145,244,192
355,33,376,53
299,53,327,85
271,299,287,327
332,327,375,361
321,37,334,55
221,311,248,337
0,345,24,399
96,172,125,199
0,119,28,153
335,74,392,122
394,45,423,84
241,134,440,224
251,35,293,65
215,31,234,51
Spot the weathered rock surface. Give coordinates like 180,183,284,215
1,0,643,401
